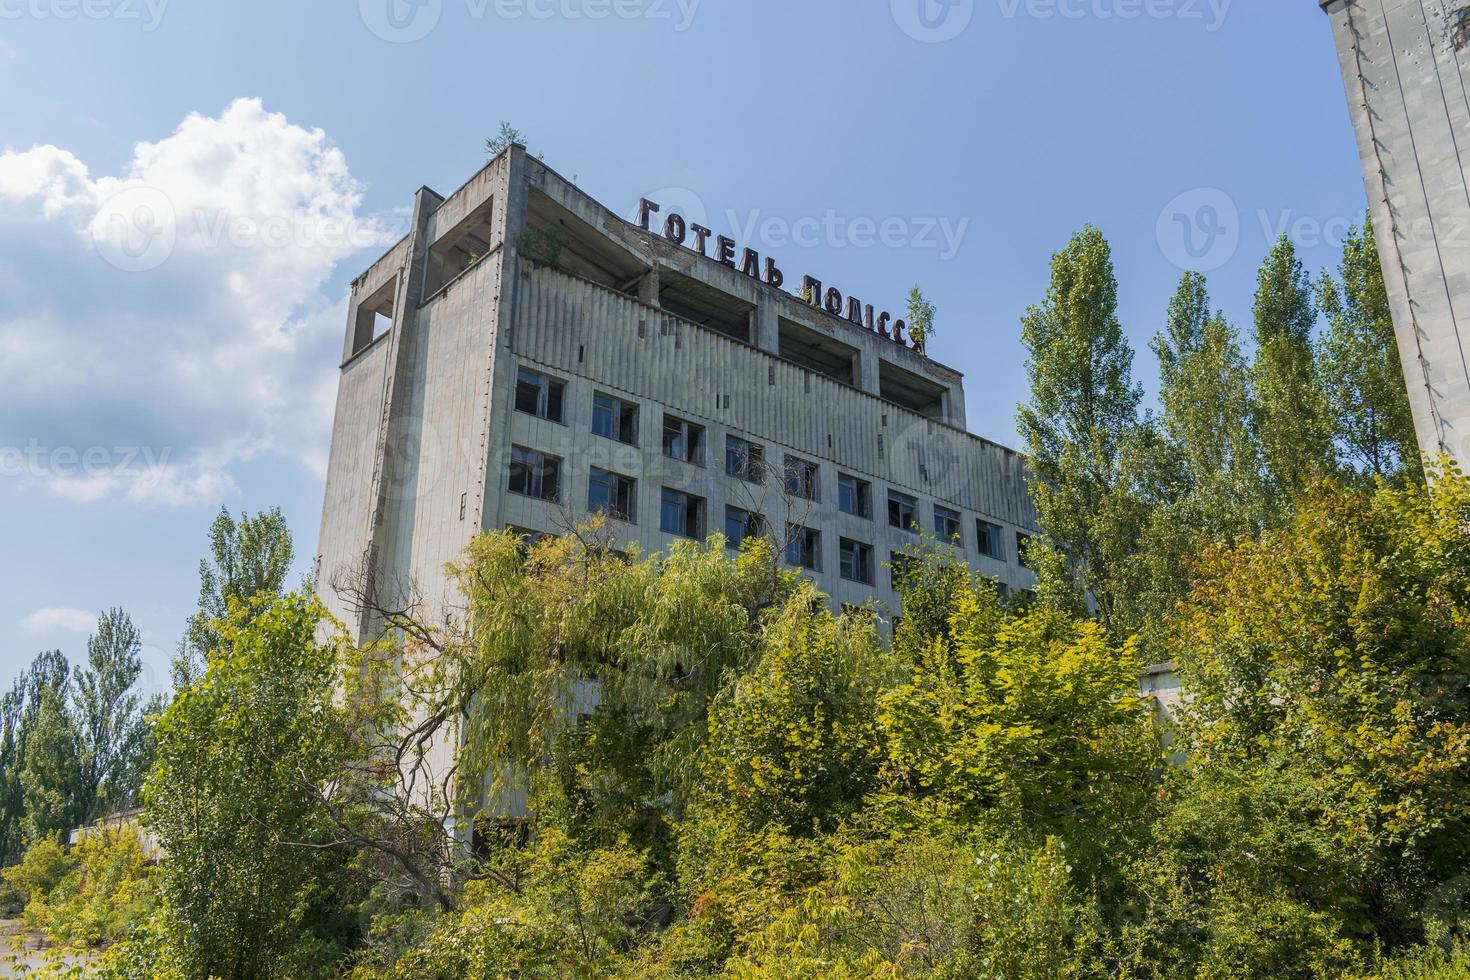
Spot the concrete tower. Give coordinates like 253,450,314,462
1321,0,1470,469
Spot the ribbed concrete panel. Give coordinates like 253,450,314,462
510,264,1036,529
316,339,391,628
1323,0,1470,467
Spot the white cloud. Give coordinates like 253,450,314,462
21,608,98,636
0,98,401,506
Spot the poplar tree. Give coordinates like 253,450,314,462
1251,235,1333,498
73,609,150,822
1017,225,1144,631
1317,219,1422,484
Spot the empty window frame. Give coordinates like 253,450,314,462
592,392,638,444
515,368,565,423
663,414,706,466
588,468,636,522
839,538,875,585
724,505,767,550
888,490,918,532
507,447,561,502
726,436,765,483
785,524,822,571
660,488,706,539
838,473,872,519
934,505,962,545
976,519,1005,560
783,455,820,502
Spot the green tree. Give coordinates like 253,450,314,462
1318,218,1423,484
176,506,295,686
19,670,81,845
1252,234,1333,498
0,675,27,862
1137,465,1470,972
73,608,150,823
1016,224,1145,631
146,590,352,979
905,285,936,353
484,121,526,158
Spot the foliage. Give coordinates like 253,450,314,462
73,610,151,824
15,829,155,949
176,505,295,686
1016,224,1145,633
484,120,526,158
145,589,357,979
1318,218,1423,485
1133,466,1470,974
905,285,936,352
1252,234,1334,499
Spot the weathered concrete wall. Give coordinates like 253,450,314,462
1322,0,1470,469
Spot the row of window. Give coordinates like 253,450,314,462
513,365,1030,565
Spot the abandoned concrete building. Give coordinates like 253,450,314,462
1321,0,1470,470
313,144,1038,647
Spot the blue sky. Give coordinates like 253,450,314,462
0,0,1364,690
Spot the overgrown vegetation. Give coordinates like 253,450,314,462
8,221,1465,978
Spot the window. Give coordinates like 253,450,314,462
663,415,706,465
783,455,819,501
515,368,564,423
507,447,560,501
588,468,636,522
660,488,706,539
726,436,765,483
838,473,872,519
889,551,916,591
888,491,918,532
592,392,638,444
724,506,767,550
839,538,874,585
934,505,962,544
785,525,821,570
1017,532,1034,569
976,520,1004,560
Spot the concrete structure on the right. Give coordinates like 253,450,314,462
1321,0,1470,470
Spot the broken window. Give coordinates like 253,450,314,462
726,436,765,483
588,468,636,523
839,538,875,585
888,491,918,532
663,415,706,466
515,368,565,423
660,488,706,539
785,524,821,571
838,473,872,519
592,392,638,444
934,505,962,545
783,455,820,502
507,447,560,502
724,506,767,550
976,519,1004,560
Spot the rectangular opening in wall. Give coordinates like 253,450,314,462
349,274,397,356
425,197,496,298
657,267,753,343
778,317,857,385
524,189,646,289
878,360,947,419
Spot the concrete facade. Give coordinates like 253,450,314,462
1322,0,1470,470
314,145,1038,649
